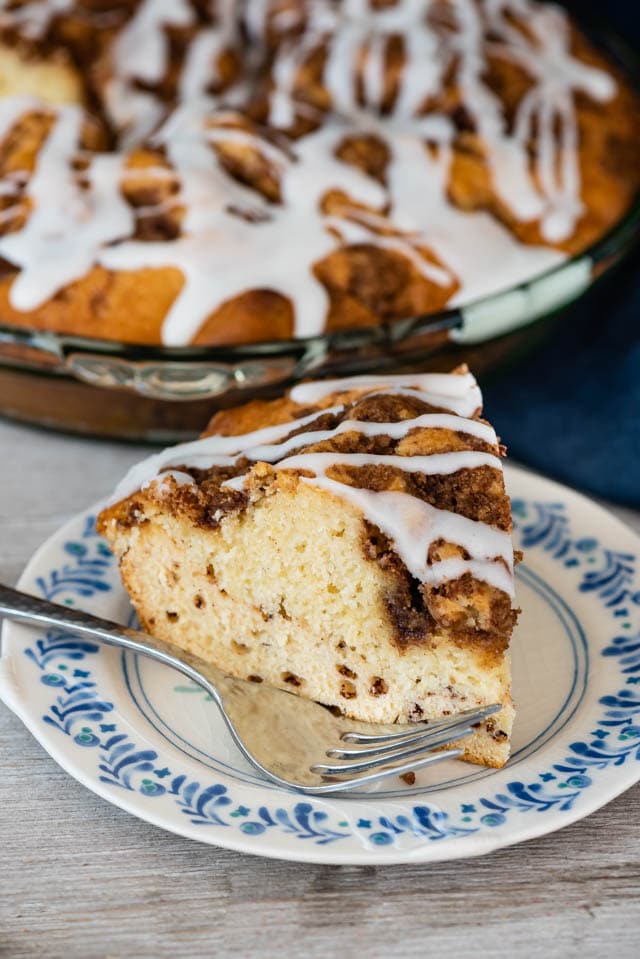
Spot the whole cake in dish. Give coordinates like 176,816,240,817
0,0,638,347
98,366,519,768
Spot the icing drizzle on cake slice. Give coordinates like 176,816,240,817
109,368,515,602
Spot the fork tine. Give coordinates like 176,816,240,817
330,703,500,759
312,717,485,776
316,747,465,792
339,703,501,745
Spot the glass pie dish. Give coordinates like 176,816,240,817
0,7,638,443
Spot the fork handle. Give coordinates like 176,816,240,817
0,583,223,706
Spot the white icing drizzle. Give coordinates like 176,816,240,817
0,0,619,342
290,371,483,416
100,107,391,343
179,29,226,99
243,0,309,42
380,130,564,305
107,370,514,601
0,0,72,40
450,0,615,240
104,0,241,145
148,468,197,496
110,404,347,504
362,32,387,111
243,0,272,40
394,16,443,117
104,0,195,144
0,102,133,309
265,0,616,241
179,0,238,99
271,449,502,475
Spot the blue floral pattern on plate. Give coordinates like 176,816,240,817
1,465,639,862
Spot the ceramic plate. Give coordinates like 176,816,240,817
1,464,639,864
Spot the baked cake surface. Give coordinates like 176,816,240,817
0,1,638,346
98,366,519,767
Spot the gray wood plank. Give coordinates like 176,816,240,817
0,416,638,959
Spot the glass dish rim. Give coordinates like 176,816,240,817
1,196,637,365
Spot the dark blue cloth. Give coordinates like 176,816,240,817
481,1,640,507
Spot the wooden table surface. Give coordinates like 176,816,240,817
1,415,639,959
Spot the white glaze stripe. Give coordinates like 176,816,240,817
247,411,497,461
110,404,346,504
274,450,502,476
290,371,483,416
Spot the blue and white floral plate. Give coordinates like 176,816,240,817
1,464,639,864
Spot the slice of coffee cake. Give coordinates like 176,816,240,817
98,367,518,767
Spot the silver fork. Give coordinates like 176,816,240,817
0,584,500,794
